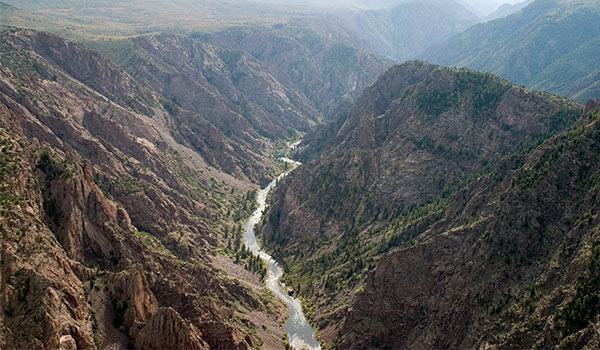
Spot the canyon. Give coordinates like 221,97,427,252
1,0,600,349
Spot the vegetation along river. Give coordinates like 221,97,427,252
242,143,321,350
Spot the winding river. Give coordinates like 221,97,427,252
242,145,321,350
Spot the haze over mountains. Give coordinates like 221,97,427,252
0,0,531,61
257,0,522,15
485,0,534,21
292,0,479,61
423,0,600,103
1,0,600,349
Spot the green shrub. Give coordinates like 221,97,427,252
112,298,128,329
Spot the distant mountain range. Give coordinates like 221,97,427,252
258,0,505,15
0,1,15,9
294,0,479,61
0,0,525,62
485,0,534,21
423,0,600,103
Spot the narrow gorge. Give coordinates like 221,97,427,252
243,145,320,350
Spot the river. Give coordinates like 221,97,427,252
242,144,321,350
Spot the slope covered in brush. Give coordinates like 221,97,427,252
259,61,583,346
341,100,600,349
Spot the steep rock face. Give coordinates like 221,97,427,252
135,307,209,350
43,159,134,265
260,61,583,345
6,30,154,115
267,61,581,242
129,34,318,140
341,102,600,349
0,29,285,349
0,100,272,350
0,112,96,349
0,28,226,244
2,28,277,183
108,266,159,338
200,25,393,118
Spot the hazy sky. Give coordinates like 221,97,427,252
459,0,527,15
256,0,532,16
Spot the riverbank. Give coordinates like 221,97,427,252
242,144,321,350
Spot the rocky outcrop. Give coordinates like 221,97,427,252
135,307,210,350
44,159,133,266
0,110,95,349
107,266,159,338
0,28,286,349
